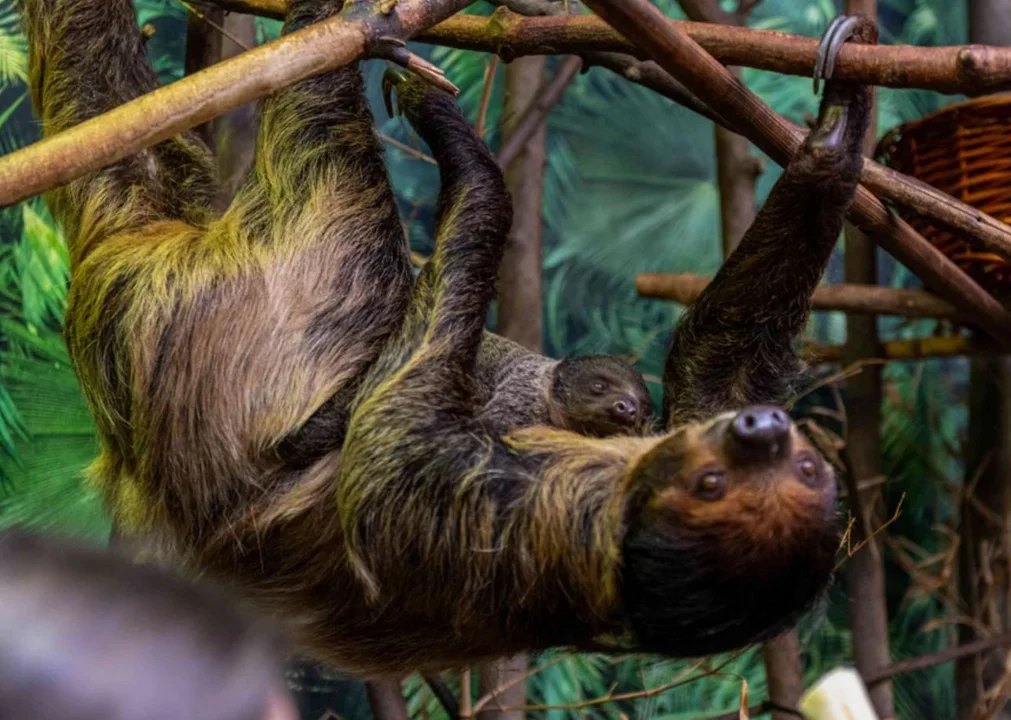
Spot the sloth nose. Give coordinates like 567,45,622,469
612,398,639,422
727,405,791,464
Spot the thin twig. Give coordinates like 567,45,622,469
476,55,500,138
179,0,254,50
486,654,787,720
834,493,906,572
379,132,438,165
497,55,583,166
865,630,1011,685
422,673,460,719
469,656,567,716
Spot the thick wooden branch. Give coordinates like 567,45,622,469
0,0,472,207
577,0,1011,344
637,272,966,321
206,0,1011,95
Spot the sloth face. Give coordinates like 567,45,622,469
621,405,841,657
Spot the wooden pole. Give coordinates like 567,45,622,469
637,273,966,321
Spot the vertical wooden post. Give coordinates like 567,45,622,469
184,7,225,147
680,4,802,713
957,9,1011,720
495,55,548,352
212,12,260,207
475,53,550,720
841,2,894,718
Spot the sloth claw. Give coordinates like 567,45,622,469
813,15,863,94
382,66,411,118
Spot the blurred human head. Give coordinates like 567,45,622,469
0,528,296,720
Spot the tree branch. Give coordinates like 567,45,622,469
496,55,582,167
203,0,1011,96
864,630,1011,686
366,680,410,720
199,0,1011,274
638,272,966,321
0,0,473,208
5,0,1011,343
577,0,1011,344
422,673,460,719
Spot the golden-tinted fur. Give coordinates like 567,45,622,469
25,0,871,676
332,69,847,669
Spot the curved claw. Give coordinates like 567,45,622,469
382,67,412,119
813,15,862,94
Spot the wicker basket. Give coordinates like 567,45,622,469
875,95,1011,295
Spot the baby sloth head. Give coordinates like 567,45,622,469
552,355,653,437
620,405,841,658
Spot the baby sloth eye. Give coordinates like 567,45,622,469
591,381,606,394
693,471,727,501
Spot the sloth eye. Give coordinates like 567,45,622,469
693,471,727,501
796,454,819,482
591,381,606,393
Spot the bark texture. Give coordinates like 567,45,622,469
495,55,548,352
841,3,894,717
957,5,1011,718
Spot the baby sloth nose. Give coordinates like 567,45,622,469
612,398,639,422
727,405,791,465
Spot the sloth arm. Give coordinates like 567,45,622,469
662,19,875,427
339,79,628,638
338,75,517,597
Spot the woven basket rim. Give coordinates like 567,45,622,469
888,94,1011,135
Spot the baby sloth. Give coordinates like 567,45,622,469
550,355,652,435
472,334,652,437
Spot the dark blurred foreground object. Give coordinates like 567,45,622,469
285,658,375,720
0,528,297,720
876,96,1011,301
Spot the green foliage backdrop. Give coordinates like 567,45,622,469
0,0,976,716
